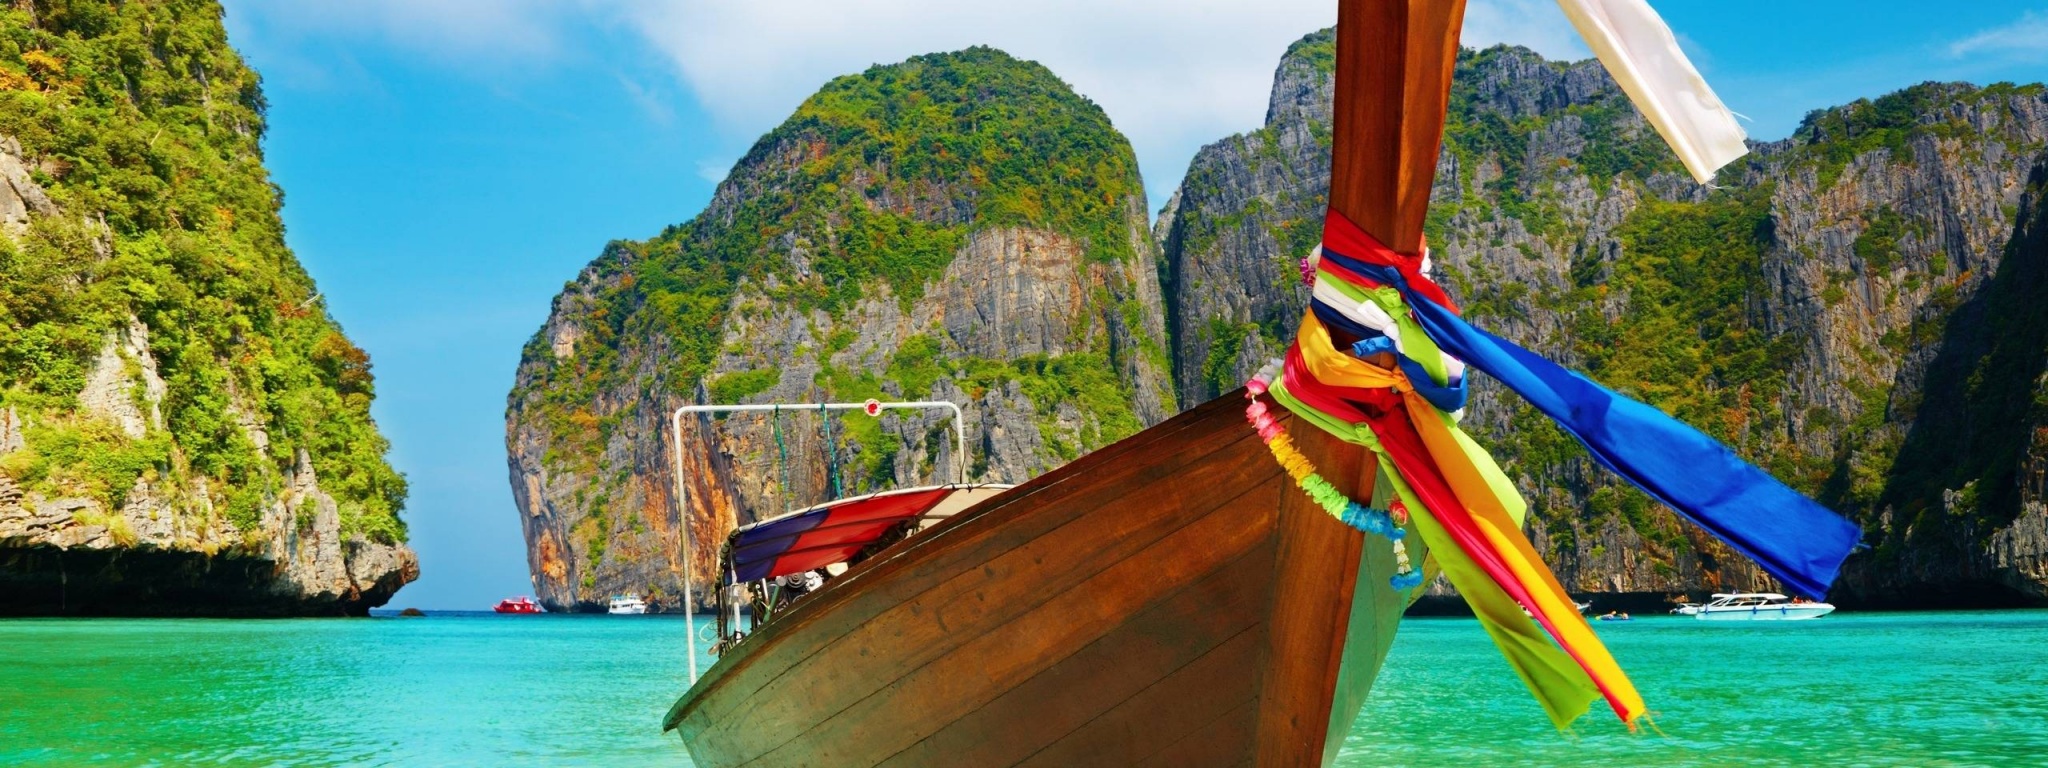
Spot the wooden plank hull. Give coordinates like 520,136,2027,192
665,393,1417,767
665,2,1470,761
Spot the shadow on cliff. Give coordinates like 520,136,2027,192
0,544,395,617
1843,151,2048,608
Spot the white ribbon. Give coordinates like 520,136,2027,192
1310,277,1468,383
1553,0,1748,184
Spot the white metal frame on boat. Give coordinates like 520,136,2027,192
668,400,970,683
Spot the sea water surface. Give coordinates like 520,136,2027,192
3,610,2044,766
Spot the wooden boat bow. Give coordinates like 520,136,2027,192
666,2,1469,765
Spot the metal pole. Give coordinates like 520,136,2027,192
666,399,970,687
670,408,696,684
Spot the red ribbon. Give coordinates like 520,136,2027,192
1320,206,1460,314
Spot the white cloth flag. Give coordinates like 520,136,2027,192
1553,0,1748,183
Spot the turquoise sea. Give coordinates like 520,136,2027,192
3,610,2044,766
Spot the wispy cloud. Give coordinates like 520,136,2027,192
615,75,676,126
224,0,1588,198
1950,10,2048,60
616,0,1582,191
695,158,734,184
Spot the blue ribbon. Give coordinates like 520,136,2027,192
1318,248,1862,598
1308,300,1469,413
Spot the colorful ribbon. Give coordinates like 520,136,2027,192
1256,205,1864,730
1273,314,1644,727
1318,209,1861,600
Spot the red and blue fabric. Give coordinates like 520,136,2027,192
727,487,957,584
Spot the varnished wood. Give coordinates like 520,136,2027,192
667,399,1297,767
670,398,1283,765
1329,0,1469,253
1247,2,1466,763
884,539,1275,766
1019,627,1264,767
674,399,1263,753
747,479,1274,765
1252,425,1373,766
1139,696,1261,768
671,397,1248,728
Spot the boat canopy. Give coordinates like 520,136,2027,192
725,484,1007,584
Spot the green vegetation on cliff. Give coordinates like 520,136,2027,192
517,47,1149,471
0,0,405,542
1183,35,2048,584
1426,68,2046,572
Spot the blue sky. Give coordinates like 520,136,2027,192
217,1,2048,609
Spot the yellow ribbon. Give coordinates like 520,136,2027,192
1287,309,1646,727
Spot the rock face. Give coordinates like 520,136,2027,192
1156,33,2048,607
508,48,1171,612
0,2,414,615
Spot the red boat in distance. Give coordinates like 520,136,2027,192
493,596,542,614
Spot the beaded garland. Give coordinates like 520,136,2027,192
1246,369,1424,590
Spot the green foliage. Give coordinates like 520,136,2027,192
1853,207,1908,272
813,346,1144,484
886,334,946,397
1570,98,1684,189
1437,47,1683,222
0,416,168,510
1794,85,1950,189
0,0,405,540
708,367,780,403
1200,319,1258,396
1574,186,1794,443
1863,161,2048,544
1284,29,1336,76
516,48,1149,476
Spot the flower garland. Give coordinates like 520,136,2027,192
1246,367,1424,590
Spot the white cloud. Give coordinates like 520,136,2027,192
226,0,1590,200
695,157,734,184
1950,11,2048,61
619,0,1584,196
616,75,677,126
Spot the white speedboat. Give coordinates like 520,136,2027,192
1691,592,1834,621
608,594,648,615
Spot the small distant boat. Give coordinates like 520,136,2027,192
1691,593,1834,621
1524,600,1592,618
608,595,649,615
1594,612,1632,622
494,596,543,614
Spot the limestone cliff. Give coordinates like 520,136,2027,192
0,2,414,615
1157,32,2048,607
508,48,1170,612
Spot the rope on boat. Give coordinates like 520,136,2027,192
772,406,790,503
820,402,842,501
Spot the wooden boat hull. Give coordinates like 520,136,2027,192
665,393,1420,767
666,2,1467,761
